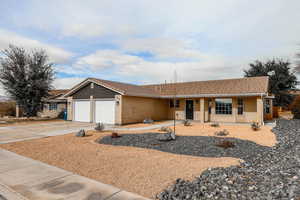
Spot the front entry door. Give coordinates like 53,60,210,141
185,100,194,120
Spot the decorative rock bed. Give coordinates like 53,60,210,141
98,119,300,199
156,119,300,200
98,133,270,161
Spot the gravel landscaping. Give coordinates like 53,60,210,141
98,119,300,199
98,133,270,161
156,119,300,200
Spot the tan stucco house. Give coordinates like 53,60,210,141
61,76,273,125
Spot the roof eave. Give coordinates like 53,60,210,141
160,93,268,98
63,78,125,98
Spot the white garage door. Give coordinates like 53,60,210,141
95,100,115,124
74,101,90,122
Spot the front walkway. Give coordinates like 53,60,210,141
0,149,149,200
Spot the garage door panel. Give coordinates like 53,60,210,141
95,100,115,124
74,101,90,122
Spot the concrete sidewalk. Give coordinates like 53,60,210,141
0,149,150,200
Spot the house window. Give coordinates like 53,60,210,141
49,103,57,111
237,98,244,115
215,98,232,115
265,99,270,114
169,99,180,108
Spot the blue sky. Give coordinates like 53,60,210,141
0,0,300,95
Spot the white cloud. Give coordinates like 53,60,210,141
62,24,105,38
75,50,143,70
3,0,300,85
53,77,85,89
68,48,242,84
120,38,207,60
0,29,73,63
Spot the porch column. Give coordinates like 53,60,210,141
90,95,94,123
67,97,73,120
200,98,205,123
256,97,264,125
115,95,122,125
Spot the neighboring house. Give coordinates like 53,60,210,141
38,90,69,118
63,76,273,125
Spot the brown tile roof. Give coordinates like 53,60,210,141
66,76,269,98
47,89,69,100
89,78,160,97
142,76,269,97
93,76,269,97
49,89,69,96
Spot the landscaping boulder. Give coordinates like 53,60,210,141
75,129,85,137
214,129,229,136
157,131,176,141
160,126,172,132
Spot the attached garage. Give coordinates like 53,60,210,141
67,80,120,124
95,100,115,124
74,101,90,122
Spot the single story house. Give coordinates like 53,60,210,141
38,90,69,118
62,76,273,125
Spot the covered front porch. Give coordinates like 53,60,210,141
168,96,268,125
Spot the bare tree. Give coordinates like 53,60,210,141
0,45,54,117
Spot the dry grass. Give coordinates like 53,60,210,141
0,130,240,198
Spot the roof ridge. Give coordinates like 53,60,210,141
90,78,140,87
141,76,268,87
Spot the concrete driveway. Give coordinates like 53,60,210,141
0,121,95,144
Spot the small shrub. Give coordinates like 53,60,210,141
183,120,191,126
111,132,121,138
251,122,260,131
215,129,229,136
216,140,235,149
211,122,220,127
95,122,105,131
